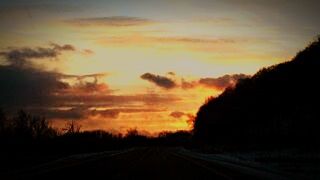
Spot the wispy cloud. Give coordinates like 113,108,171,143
66,16,154,27
96,35,241,53
98,35,237,46
190,17,235,25
153,37,236,44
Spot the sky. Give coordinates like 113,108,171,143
1,0,320,135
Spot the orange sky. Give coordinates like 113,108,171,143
1,0,320,135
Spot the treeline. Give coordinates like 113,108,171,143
0,109,192,155
193,37,320,151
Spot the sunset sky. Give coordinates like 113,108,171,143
1,0,320,135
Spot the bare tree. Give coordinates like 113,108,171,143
63,120,81,135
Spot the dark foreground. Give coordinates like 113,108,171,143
2,147,291,180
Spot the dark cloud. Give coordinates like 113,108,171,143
140,72,249,90
0,65,110,109
0,43,112,109
52,94,180,108
0,65,69,108
31,107,87,120
0,57,110,109
61,73,106,80
0,47,56,67
50,43,76,51
0,43,110,109
27,107,166,120
170,111,195,126
66,16,153,27
141,73,177,89
0,43,75,67
28,107,119,120
91,108,165,119
199,74,249,90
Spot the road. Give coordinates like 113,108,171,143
4,147,285,180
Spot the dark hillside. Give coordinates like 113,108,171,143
194,37,320,150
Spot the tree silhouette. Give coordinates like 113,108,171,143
0,108,8,138
193,36,320,150
63,120,81,135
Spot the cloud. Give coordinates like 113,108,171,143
27,107,120,120
170,111,185,118
52,93,180,108
0,63,179,120
61,74,111,94
0,43,182,124
33,107,87,120
170,111,195,126
66,16,154,27
191,17,235,25
181,78,197,89
92,109,120,118
96,35,243,53
141,73,177,89
0,48,56,67
154,37,236,44
0,65,112,108
98,35,237,47
0,42,109,105
50,43,76,51
27,106,167,121
0,43,75,67
199,74,250,90
0,42,110,109
61,73,106,79
82,49,94,56
72,82,109,94
0,65,69,108
140,72,249,90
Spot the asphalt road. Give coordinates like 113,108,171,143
4,147,274,180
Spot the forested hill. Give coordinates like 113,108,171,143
193,37,320,150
